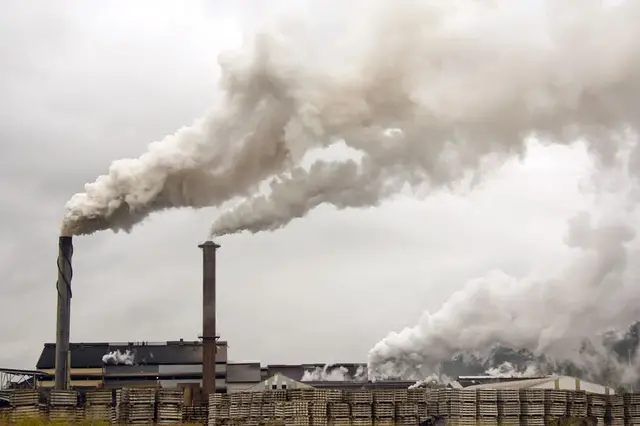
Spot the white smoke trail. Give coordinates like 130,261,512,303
209,0,640,236
367,159,640,383
102,350,135,365
484,362,540,378
301,366,349,381
62,0,640,236
61,0,640,385
301,364,368,381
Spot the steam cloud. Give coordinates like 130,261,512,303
62,0,640,237
367,192,640,383
102,350,135,365
301,364,367,382
62,0,640,384
484,362,540,379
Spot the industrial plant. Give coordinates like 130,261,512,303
0,237,629,425
33,236,416,396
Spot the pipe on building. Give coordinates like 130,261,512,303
55,236,73,390
198,240,220,396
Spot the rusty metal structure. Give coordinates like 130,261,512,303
55,236,73,390
198,240,220,397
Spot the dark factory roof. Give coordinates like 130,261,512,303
36,341,228,369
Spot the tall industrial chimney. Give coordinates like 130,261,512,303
198,240,219,396
55,236,73,390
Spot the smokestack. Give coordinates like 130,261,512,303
198,240,220,396
55,236,73,390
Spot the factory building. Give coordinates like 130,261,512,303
36,341,230,391
463,376,616,395
33,341,418,392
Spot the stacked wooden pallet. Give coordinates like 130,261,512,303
85,389,113,422
348,390,373,425
9,389,45,423
567,390,587,419
127,387,156,424
328,401,350,424
246,391,262,425
543,389,567,424
624,393,640,426
309,389,329,426
373,389,394,424
207,393,223,426
157,388,184,424
587,392,606,425
229,392,250,424
408,388,428,421
183,403,208,424
286,400,310,426
261,388,286,424
519,389,544,426
477,388,498,426
113,388,130,424
448,389,478,426
49,389,80,423
426,389,438,417
607,394,624,426
497,389,520,426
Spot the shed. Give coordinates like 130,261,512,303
464,375,615,395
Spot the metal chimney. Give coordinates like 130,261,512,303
198,240,219,396
55,236,73,390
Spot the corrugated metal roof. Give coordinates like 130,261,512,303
307,381,416,389
465,376,559,390
0,367,52,377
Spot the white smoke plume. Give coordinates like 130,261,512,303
301,364,367,382
484,362,541,379
61,0,640,237
61,0,640,386
367,164,640,384
408,374,445,389
102,350,135,365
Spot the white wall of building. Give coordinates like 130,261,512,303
530,376,614,394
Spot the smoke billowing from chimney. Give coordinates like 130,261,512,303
62,0,640,237
367,187,640,383
300,364,367,382
61,0,640,382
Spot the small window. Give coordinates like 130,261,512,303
271,384,277,390
282,384,287,390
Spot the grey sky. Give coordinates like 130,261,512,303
0,0,594,368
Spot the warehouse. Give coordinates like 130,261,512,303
464,376,616,395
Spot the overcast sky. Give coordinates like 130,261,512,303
0,0,598,369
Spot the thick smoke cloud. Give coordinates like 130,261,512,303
61,0,640,384
367,177,640,383
62,0,640,237
300,364,367,382
102,350,135,365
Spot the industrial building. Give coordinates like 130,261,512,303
34,237,613,399
32,341,419,393
462,375,616,395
